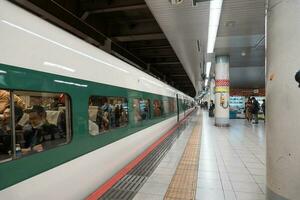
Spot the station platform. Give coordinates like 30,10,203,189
89,108,266,200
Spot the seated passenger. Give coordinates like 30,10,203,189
154,102,161,117
89,120,99,136
1,105,24,131
115,105,120,127
0,90,25,114
0,105,24,154
102,111,109,130
22,105,58,154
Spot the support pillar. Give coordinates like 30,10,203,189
214,56,230,127
266,1,300,199
210,78,215,103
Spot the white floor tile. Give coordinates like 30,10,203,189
229,173,255,183
198,171,220,180
197,179,223,190
221,180,234,190
248,168,266,176
231,182,263,193
139,182,169,196
196,188,225,200
133,192,163,200
252,175,266,184
235,192,265,200
224,190,237,200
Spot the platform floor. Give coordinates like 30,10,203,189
133,110,266,200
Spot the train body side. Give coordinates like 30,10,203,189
0,1,194,199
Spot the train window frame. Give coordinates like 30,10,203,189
0,89,72,164
88,95,129,136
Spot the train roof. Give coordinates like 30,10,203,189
0,1,193,101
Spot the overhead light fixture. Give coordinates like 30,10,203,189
205,62,212,78
169,0,183,5
207,0,223,53
225,20,236,27
193,0,210,6
205,78,208,86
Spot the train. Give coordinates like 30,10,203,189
0,1,195,199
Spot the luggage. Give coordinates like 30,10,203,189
209,110,214,117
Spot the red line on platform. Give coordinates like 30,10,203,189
85,109,196,200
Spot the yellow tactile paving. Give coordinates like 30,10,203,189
164,114,202,200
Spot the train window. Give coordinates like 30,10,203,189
153,99,162,117
0,90,71,163
132,98,151,123
88,96,128,135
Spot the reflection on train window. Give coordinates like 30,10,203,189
88,96,128,135
169,98,176,113
173,98,177,112
153,99,162,117
132,98,150,123
163,98,170,115
0,90,71,163
163,98,176,115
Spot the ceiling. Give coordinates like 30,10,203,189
145,0,210,95
11,0,266,96
146,0,266,91
216,0,265,89
12,0,196,96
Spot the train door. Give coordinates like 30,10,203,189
183,99,186,117
176,94,179,122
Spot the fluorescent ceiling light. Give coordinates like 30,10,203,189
207,0,223,53
205,62,212,78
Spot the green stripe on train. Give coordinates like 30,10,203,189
0,63,188,190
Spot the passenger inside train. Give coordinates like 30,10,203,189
88,96,128,135
0,90,70,161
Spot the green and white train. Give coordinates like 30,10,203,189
0,1,194,199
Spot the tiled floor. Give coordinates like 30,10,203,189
134,110,266,200
133,113,198,200
196,112,266,200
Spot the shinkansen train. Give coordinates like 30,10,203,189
0,1,195,199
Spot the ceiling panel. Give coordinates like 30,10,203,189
230,67,265,88
218,0,265,37
145,0,210,93
215,0,265,88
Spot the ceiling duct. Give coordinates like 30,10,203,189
197,40,201,52
193,0,210,6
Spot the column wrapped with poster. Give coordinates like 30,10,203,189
214,56,230,127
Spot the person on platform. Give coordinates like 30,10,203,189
245,98,253,123
251,97,260,124
261,99,265,121
209,100,215,117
